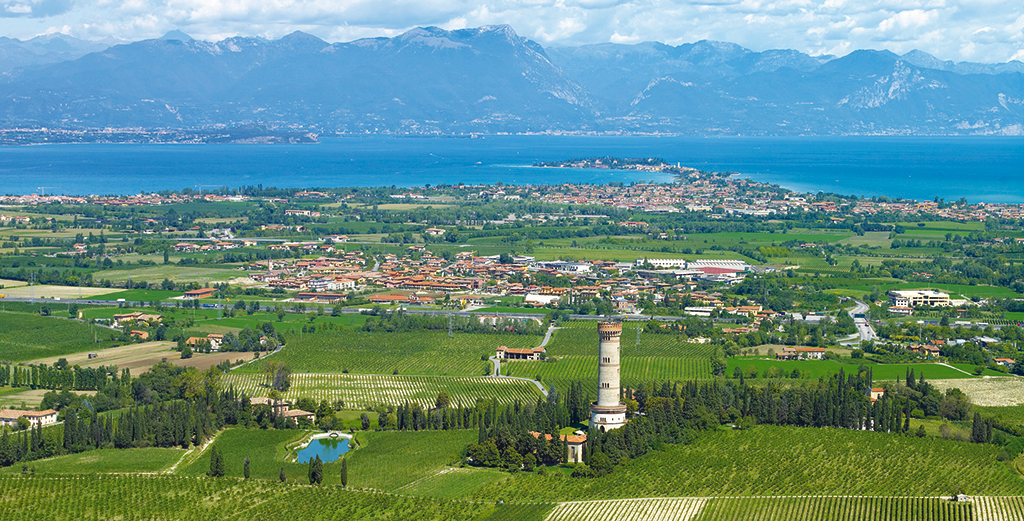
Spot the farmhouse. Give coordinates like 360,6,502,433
495,345,546,360
250,397,290,414
282,409,315,424
776,347,827,360
869,388,885,401
112,312,164,327
0,409,58,427
183,287,217,299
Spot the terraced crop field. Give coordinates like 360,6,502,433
0,313,119,362
507,321,714,395
548,498,708,521
0,475,497,521
235,330,540,376
695,497,973,521
928,377,1024,407
223,372,544,409
471,426,1024,502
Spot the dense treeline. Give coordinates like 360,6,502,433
361,309,545,336
0,362,310,468
465,368,1017,476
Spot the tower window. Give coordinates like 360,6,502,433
601,383,610,388
602,357,610,363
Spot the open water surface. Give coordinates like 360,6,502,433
0,135,1021,202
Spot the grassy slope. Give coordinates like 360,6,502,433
470,425,1024,502
0,313,118,362
234,330,540,375
0,448,183,475
725,356,1003,381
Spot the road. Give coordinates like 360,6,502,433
847,299,877,345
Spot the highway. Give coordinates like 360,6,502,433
847,299,877,345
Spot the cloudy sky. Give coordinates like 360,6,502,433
2,0,1022,62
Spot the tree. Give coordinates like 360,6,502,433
308,455,323,485
435,392,450,410
243,456,250,479
971,412,991,444
360,413,371,431
280,466,286,483
340,457,348,488
208,446,224,477
180,343,193,359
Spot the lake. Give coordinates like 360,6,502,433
1,135,1021,202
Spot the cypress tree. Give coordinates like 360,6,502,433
243,456,250,479
280,466,286,483
340,457,348,488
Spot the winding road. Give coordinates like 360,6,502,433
487,323,560,397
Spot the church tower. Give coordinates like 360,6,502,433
590,320,627,431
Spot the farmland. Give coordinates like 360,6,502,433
548,498,708,521
233,330,540,376
0,476,499,521
0,448,184,476
927,377,1024,407
506,321,720,394
0,313,118,362
178,428,309,481
695,497,973,521
222,373,544,409
26,340,260,377
469,425,1024,502
725,357,989,381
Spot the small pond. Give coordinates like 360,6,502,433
296,433,353,463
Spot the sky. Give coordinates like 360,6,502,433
2,0,1023,63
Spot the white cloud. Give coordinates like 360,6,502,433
0,0,1021,62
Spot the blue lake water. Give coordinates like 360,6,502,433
296,436,351,463
1,135,1021,202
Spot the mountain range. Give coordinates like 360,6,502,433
1,26,1022,136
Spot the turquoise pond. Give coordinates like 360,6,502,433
296,437,352,463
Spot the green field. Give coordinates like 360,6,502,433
348,430,478,491
469,425,1024,501
726,357,993,381
222,373,544,409
836,282,1022,299
0,475,499,521
234,330,540,375
506,322,717,395
179,428,308,481
0,313,117,362
98,289,184,301
1,448,184,475
695,497,974,521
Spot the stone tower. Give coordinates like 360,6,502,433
590,320,627,431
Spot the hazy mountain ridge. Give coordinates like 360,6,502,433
1,26,1022,135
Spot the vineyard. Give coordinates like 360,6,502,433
548,498,708,521
222,373,544,409
507,321,714,396
235,330,540,376
470,425,1024,502
177,428,308,481
928,377,1024,407
0,448,183,476
0,475,500,520
694,497,973,521
0,313,117,363
346,430,478,491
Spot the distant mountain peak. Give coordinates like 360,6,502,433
159,30,192,41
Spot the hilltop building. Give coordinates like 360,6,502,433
590,321,628,431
